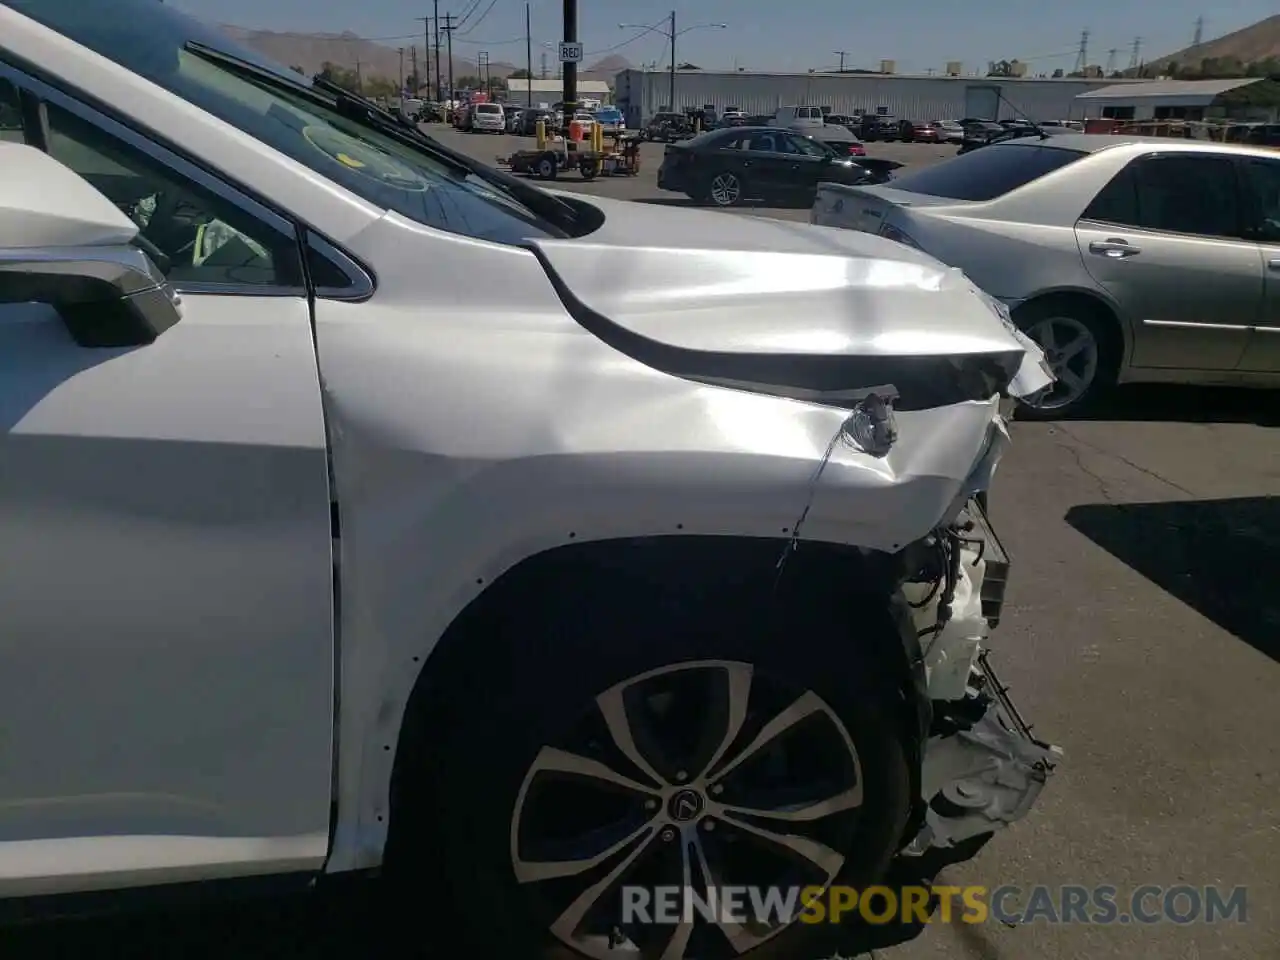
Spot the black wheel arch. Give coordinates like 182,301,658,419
387,534,932,862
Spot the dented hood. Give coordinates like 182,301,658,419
531,195,1052,408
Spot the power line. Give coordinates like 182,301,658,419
455,0,483,29
459,0,499,36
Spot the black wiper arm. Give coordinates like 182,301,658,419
182,42,579,230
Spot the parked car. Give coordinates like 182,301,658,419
0,4,1060,958
824,113,859,129
469,101,504,133
592,104,623,134
657,126,901,207
642,110,690,141
934,119,967,143
515,107,554,135
899,120,946,143
772,104,827,132
858,114,900,141
957,120,1008,153
812,125,868,156
719,108,748,127
812,134,1280,416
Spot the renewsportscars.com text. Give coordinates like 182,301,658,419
622,884,1248,926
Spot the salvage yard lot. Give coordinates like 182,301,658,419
13,129,1279,960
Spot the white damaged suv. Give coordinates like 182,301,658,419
0,2,1059,957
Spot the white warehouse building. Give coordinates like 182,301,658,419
613,69,1143,126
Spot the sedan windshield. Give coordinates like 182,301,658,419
2,0,565,244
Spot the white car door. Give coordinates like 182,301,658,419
0,73,335,894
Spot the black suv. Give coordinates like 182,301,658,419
857,114,900,141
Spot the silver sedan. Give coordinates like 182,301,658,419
813,134,1280,416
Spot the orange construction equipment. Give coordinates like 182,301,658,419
568,119,585,142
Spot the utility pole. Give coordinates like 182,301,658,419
398,47,405,93
355,58,363,93
1074,29,1089,74
834,50,848,72
1193,16,1204,47
1128,36,1142,71
540,49,548,79
433,0,443,102
1105,48,1117,75
668,10,676,111
479,51,490,94
562,0,578,117
415,16,432,97
442,13,456,104
410,45,419,94
525,2,533,109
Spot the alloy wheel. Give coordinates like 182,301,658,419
509,660,863,960
1023,314,1100,410
709,173,742,207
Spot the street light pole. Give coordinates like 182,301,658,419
669,10,676,110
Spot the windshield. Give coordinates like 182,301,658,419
888,143,1087,202
2,0,563,244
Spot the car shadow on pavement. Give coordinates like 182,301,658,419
1060,384,1280,427
1066,496,1280,663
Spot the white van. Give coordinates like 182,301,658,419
772,105,826,132
470,102,505,133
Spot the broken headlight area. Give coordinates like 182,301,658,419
900,498,1062,856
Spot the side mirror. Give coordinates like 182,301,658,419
0,142,181,348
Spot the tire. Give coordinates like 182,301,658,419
579,158,599,180
703,169,746,207
1012,296,1120,419
536,156,558,180
389,563,913,960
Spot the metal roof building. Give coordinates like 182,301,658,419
1074,77,1280,122
505,78,612,103
613,69,1140,126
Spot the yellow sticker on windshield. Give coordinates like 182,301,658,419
336,152,367,168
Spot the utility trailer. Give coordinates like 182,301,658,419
499,132,642,181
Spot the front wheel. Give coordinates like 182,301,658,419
391,572,912,960
704,169,745,207
536,155,558,180
1013,299,1119,419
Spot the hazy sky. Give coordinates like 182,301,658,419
168,0,1278,75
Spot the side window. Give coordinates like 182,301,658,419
1082,164,1140,225
1133,155,1240,239
1242,157,1280,243
41,101,304,289
0,78,24,144
1083,155,1241,239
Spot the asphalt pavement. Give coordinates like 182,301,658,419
10,126,1279,960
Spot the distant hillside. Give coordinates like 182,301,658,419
220,25,628,88
1142,15,1280,75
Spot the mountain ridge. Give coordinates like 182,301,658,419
219,25,629,87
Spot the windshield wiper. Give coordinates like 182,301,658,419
183,42,580,232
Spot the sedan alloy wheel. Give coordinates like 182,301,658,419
1022,314,1100,411
509,660,864,960
708,172,743,207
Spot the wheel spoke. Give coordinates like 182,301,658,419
549,828,657,943
690,832,774,955
710,690,825,782
716,812,845,877
698,663,753,780
657,831,698,960
1029,321,1057,351
1059,368,1086,395
524,744,661,796
1058,335,1090,364
718,782,862,822
514,819,656,884
596,685,667,787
